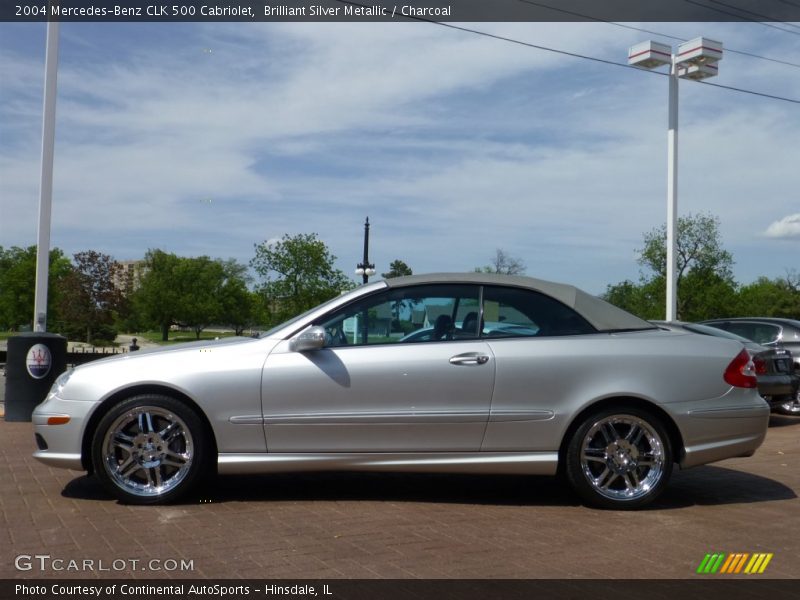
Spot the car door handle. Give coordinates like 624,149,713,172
449,353,490,366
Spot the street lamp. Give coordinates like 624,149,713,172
355,217,376,285
628,37,723,321
33,19,61,332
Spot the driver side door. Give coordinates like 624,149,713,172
261,284,496,452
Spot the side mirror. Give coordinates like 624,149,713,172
290,326,327,352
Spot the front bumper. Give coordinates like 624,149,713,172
31,395,96,471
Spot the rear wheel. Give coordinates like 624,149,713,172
91,395,209,504
566,408,673,510
775,393,800,416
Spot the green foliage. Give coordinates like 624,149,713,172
736,273,800,318
637,212,735,320
603,279,659,320
177,256,227,339
639,213,734,282
382,259,413,279
0,246,71,331
213,259,262,336
133,250,185,341
132,251,254,340
55,251,123,345
251,233,353,326
604,214,797,321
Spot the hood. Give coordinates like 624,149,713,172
74,336,256,368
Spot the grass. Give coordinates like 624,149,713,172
0,329,239,346
137,330,239,345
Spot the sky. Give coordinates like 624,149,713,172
1,19,799,295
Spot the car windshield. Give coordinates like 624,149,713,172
258,294,350,339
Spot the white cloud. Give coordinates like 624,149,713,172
2,21,799,293
765,214,800,239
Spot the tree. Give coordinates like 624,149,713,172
176,256,226,339
638,213,735,320
639,212,733,282
382,259,412,279
132,250,185,341
475,248,526,275
0,246,71,331
737,273,800,318
217,259,261,336
251,233,352,326
131,252,262,340
56,251,123,344
604,213,737,321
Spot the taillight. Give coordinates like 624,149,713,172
724,349,758,388
753,356,767,375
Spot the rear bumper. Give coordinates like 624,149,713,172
763,374,800,409
757,374,795,405
679,399,770,468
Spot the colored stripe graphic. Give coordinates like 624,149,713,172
697,553,773,574
697,553,726,574
745,553,774,574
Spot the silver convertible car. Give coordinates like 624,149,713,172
33,273,770,509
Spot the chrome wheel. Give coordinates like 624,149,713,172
103,406,194,498
93,395,207,504
566,408,673,509
580,415,665,502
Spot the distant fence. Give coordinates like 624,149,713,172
64,347,128,366
1,347,128,370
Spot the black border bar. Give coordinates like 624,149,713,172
3,580,800,600
4,0,800,22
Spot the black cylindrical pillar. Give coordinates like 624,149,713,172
4,333,67,422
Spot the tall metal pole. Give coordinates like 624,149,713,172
666,59,679,322
33,20,60,332
361,217,370,284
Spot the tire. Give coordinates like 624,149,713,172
91,394,209,504
565,407,673,510
775,393,800,416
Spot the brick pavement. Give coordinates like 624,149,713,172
1,415,798,580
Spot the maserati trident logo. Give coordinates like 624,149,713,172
26,344,52,379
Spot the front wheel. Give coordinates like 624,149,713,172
565,408,673,510
91,395,209,504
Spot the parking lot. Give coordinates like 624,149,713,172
1,394,798,581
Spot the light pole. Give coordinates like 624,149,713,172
628,37,722,321
33,19,61,332
355,217,376,285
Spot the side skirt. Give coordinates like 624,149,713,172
217,452,559,476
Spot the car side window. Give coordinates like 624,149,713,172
481,286,595,338
725,323,780,345
315,284,480,347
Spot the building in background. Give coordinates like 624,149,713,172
113,259,146,296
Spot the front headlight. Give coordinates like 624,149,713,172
47,368,74,399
